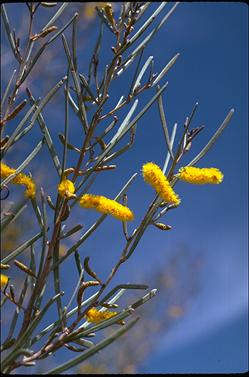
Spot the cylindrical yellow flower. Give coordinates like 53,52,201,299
0,274,9,289
1,163,15,177
14,173,36,198
178,166,224,184
142,162,180,205
85,307,117,323
58,179,76,199
0,162,36,198
79,194,134,221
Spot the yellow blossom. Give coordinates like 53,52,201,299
0,274,9,288
142,162,180,205
178,166,224,184
85,307,117,323
58,179,76,199
79,194,134,221
14,173,36,198
1,163,15,177
1,162,36,198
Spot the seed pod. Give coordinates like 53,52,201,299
30,26,58,41
0,263,10,270
77,281,100,314
58,133,81,153
84,257,102,284
5,100,27,121
14,260,37,278
154,222,172,231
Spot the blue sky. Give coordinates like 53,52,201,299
1,2,248,373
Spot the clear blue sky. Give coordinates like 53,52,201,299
1,2,248,373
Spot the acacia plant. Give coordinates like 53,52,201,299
0,2,234,374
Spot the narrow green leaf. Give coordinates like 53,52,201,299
20,45,46,84
88,20,103,87
108,100,139,145
21,12,75,83
131,288,157,309
47,12,78,45
128,49,144,95
74,250,83,276
152,53,180,86
122,2,167,52
188,109,234,166
1,139,44,188
117,2,180,76
79,74,97,103
42,2,69,30
163,122,177,173
31,196,44,229
1,4,19,61
1,232,43,264
1,69,17,108
6,276,29,341
95,83,168,168
62,34,88,132
132,56,154,92
157,88,174,160
60,224,83,239
1,199,28,231
28,77,67,132
72,16,78,72
62,68,70,174
3,102,38,155
100,284,148,305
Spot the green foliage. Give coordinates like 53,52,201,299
0,2,233,374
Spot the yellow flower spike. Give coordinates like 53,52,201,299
0,162,36,199
79,194,134,221
14,173,36,198
142,162,180,205
58,179,76,199
1,273,9,289
1,162,16,177
178,166,224,184
85,307,118,323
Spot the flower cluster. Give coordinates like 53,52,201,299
0,274,8,289
57,163,223,222
85,307,118,323
1,162,36,198
178,166,224,184
142,162,180,205
58,179,76,199
79,194,134,221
